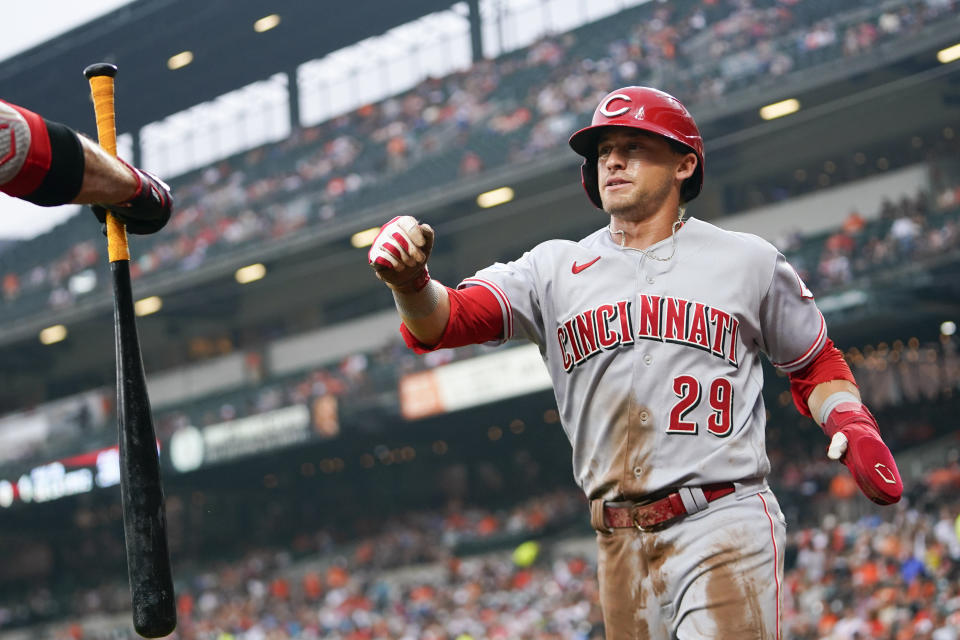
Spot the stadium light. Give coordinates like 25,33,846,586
351,227,382,248
68,270,97,295
759,98,800,121
254,14,281,33
235,263,266,284
477,186,515,208
39,324,67,345
937,43,960,64
167,51,194,70
0,480,13,508
134,296,163,317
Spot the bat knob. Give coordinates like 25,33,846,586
84,63,118,79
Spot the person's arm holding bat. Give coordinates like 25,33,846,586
0,98,172,234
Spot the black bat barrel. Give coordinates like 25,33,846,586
112,260,176,637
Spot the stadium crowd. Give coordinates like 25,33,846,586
1,0,957,319
3,1,960,635
781,460,960,640
783,186,960,294
5,448,958,639
4,333,960,638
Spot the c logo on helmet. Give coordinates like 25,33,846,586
874,463,896,484
599,94,632,117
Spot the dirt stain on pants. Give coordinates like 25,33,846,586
594,492,784,640
596,531,676,640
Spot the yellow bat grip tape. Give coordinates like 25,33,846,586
88,75,130,263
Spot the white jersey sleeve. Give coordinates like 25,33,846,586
459,247,547,347
758,253,827,373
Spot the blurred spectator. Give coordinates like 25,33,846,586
459,151,483,176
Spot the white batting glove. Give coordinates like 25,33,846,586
368,216,435,293
827,432,848,460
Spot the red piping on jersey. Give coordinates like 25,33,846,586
772,312,825,371
0,101,51,197
460,277,513,339
758,492,782,640
400,284,504,354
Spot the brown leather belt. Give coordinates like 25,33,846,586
603,482,736,530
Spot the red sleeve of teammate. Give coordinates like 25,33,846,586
786,338,856,417
0,99,51,196
0,99,85,205
400,285,504,354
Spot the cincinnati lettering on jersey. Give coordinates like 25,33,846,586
557,295,739,372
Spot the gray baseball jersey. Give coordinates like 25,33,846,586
460,217,824,501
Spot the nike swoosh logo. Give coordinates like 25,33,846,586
572,256,601,274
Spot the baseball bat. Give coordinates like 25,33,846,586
83,63,177,638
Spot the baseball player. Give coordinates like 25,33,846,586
369,86,903,639
1,98,171,233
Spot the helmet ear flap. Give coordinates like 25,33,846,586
580,159,603,209
680,163,703,204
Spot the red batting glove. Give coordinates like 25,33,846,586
823,403,903,505
367,216,434,293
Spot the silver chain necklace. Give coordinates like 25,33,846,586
607,209,685,262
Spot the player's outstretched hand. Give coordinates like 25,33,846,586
824,404,903,505
368,215,435,293
92,162,173,234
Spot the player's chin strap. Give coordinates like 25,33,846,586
608,206,685,262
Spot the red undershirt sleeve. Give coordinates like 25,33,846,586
400,285,505,354
786,338,857,417
0,100,52,197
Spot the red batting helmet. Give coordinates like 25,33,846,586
568,86,704,208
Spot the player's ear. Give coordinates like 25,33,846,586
676,152,698,182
